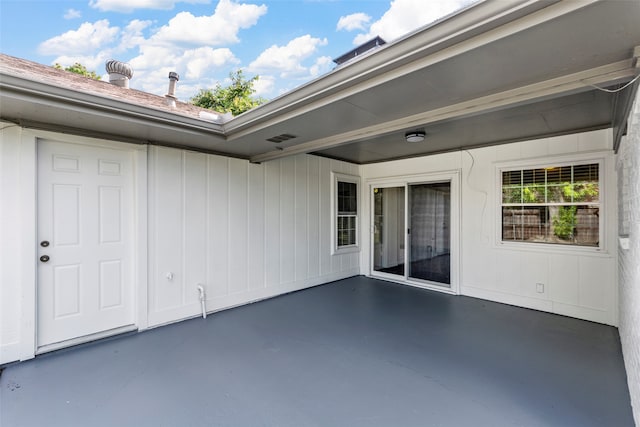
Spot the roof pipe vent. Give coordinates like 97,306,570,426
165,71,179,107
105,59,133,89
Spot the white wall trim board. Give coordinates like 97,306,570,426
461,285,613,326
0,344,21,367
18,130,37,361
149,270,360,328
134,148,149,332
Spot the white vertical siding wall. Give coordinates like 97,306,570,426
617,89,640,425
0,125,624,365
361,129,618,326
147,146,359,327
1,125,39,365
0,124,24,363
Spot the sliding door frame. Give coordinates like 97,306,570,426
367,170,460,295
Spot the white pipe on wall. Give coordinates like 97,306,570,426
197,285,207,319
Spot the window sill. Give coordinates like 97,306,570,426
495,240,610,257
333,245,360,255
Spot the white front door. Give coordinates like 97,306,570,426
37,139,135,348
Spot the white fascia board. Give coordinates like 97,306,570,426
225,0,597,138
0,74,226,137
250,59,639,163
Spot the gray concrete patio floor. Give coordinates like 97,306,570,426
0,276,634,426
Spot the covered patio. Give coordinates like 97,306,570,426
1,277,633,426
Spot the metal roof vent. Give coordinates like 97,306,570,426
267,133,297,143
105,59,133,89
165,71,179,107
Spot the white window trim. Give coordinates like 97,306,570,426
331,172,361,255
494,153,607,254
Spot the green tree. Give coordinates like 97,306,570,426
552,206,577,240
54,62,101,80
190,70,266,116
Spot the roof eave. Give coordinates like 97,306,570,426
223,0,580,138
0,73,226,137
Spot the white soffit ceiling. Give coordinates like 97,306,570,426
235,0,640,164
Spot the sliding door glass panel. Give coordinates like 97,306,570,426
409,182,451,285
373,186,405,276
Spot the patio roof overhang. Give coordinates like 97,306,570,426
1,0,639,164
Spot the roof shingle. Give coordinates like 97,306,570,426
0,53,222,121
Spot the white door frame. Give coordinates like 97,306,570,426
18,130,147,360
367,170,460,295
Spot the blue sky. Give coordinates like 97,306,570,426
0,0,474,101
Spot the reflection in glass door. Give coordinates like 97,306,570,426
371,181,452,288
408,183,451,286
373,186,405,276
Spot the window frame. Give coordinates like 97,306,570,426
332,172,360,255
495,155,605,252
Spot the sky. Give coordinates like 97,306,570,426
0,0,475,101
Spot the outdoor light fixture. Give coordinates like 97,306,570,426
405,131,426,143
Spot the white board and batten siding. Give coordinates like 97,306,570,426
360,129,619,326
0,124,27,363
0,124,620,365
148,146,359,327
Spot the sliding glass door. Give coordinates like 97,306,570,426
373,186,405,276
371,181,452,288
408,183,451,285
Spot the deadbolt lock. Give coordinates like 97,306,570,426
39,255,50,263
40,241,50,247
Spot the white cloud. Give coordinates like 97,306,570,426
116,20,153,52
337,13,370,32
248,35,328,79
183,47,239,79
126,44,239,95
64,9,82,20
353,0,475,45
89,0,210,13
251,74,274,97
39,20,120,56
151,0,267,46
309,56,333,78
41,0,265,100
127,42,238,80
42,1,346,100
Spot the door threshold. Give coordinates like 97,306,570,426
368,274,457,295
36,324,138,355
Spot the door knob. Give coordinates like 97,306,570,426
40,241,50,247
40,255,50,263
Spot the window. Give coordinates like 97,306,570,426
332,173,360,253
501,162,600,247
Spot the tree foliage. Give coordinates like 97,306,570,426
190,70,266,116
54,62,101,80
552,206,577,240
